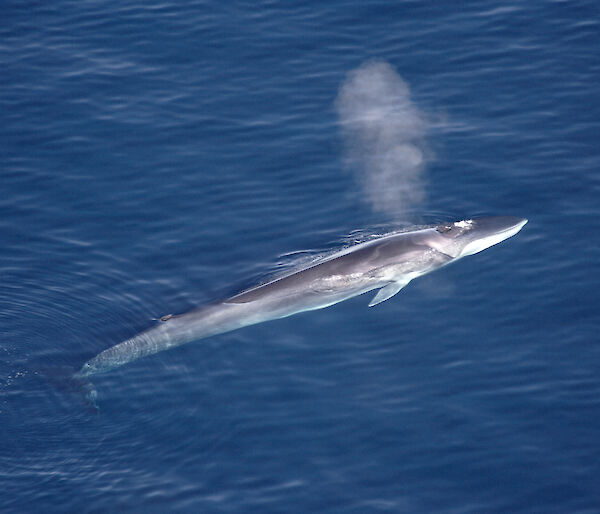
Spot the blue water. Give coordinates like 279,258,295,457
2,1,600,512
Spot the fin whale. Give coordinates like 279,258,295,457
77,217,527,405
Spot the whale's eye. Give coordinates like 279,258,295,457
436,225,452,234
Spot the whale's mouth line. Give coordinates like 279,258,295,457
497,218,528,238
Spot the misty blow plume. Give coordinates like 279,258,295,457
336,61,430,219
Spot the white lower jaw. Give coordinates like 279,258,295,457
459,219,527,257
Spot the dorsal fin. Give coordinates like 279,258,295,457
368,280,409,307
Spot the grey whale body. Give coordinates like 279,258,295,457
78,217,527,396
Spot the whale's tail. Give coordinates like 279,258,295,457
73,371,99,412
37,365,99,413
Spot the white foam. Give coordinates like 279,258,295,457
454,219,474,228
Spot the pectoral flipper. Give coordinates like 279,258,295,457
368,280,410,307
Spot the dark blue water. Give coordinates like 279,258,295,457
2,1,600,512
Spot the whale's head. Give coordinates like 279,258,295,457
430,216,528,259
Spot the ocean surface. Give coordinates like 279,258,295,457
2,1,600,512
